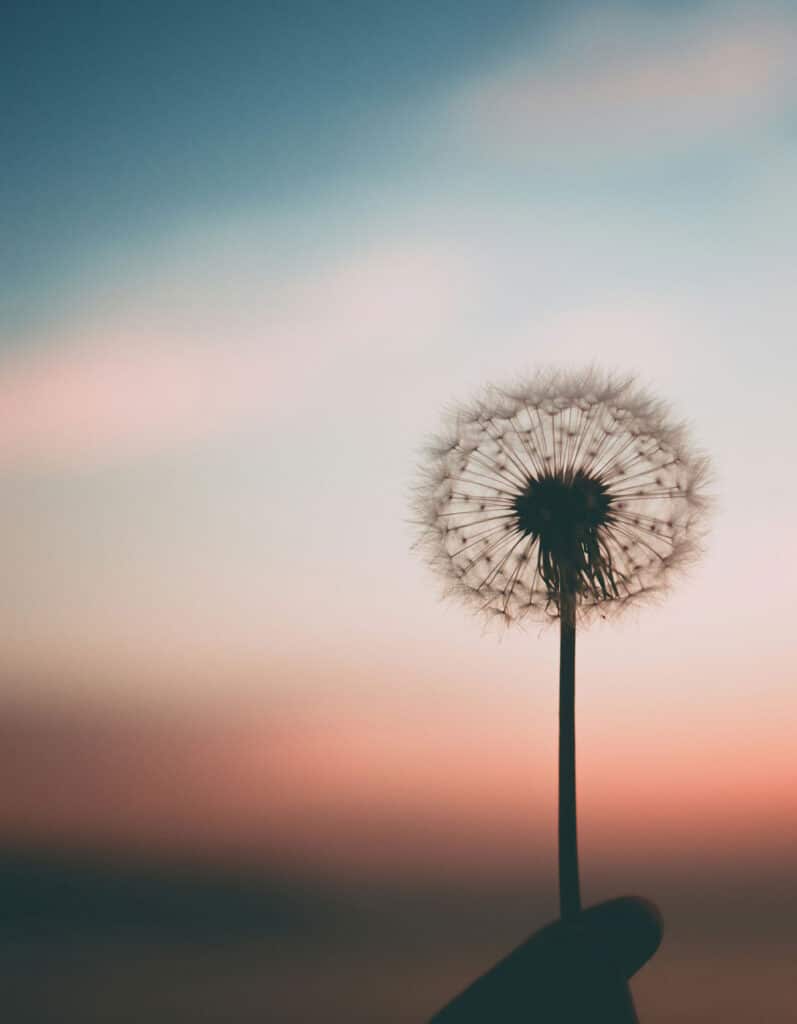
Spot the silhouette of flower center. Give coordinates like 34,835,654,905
515,471,610,540
513,471,614,595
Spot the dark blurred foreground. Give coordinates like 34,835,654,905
0,847,794,1022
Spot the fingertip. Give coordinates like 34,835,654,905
580,895,663,978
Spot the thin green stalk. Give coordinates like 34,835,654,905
558,586,581,921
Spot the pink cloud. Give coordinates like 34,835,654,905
456,7,797,153
0,338,269,466
0,240,473,470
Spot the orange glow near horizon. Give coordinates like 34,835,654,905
0,668,792,880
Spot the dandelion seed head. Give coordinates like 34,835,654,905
412,367,711,624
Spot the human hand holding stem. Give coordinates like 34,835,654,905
430,895,663,1022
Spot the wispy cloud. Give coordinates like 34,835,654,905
0,239,474,470
452,3,797,159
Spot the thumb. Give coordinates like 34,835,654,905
577,896,663,979
429,896,662,1023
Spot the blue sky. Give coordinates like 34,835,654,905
3,0,548,330
8,0,795,328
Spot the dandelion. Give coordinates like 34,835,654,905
413,368,710,920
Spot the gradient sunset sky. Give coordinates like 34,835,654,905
2,0,796,888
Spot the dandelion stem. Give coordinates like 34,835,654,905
558,584,581,921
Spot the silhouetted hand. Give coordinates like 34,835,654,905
429,896,663,1023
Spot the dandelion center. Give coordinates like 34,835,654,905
513,470,614,596
514,471,611,545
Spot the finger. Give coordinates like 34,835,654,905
429,920,636,1022
428,897,662,1022
578,896,663,979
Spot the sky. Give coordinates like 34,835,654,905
4,2,797,1019
2,0,797,969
